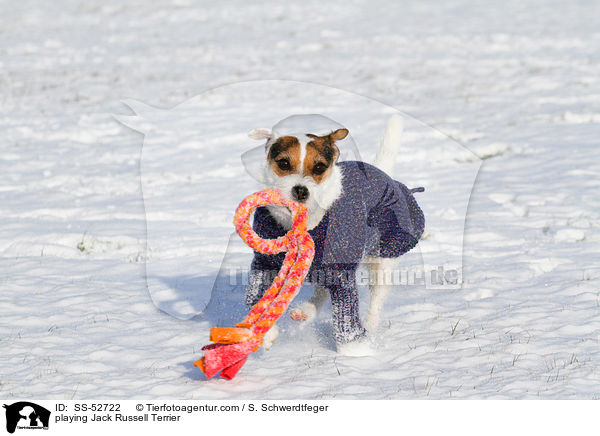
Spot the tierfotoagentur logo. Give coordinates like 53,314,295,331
3,402,50,434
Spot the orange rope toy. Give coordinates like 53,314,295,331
194,189,315,380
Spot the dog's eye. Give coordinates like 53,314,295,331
313,163,328,175
276,159,291,171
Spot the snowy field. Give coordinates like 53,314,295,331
1,0,599,400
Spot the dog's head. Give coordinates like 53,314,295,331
262,128,347,203
249,115,348,223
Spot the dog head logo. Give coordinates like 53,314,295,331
3,402,50,434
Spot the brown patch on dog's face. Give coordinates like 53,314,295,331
303,128,347,184
268,136,301,176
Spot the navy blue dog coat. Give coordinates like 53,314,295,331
247,160,425,344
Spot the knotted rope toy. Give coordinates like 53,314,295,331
194,189,315,380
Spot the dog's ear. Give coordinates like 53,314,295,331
329,128,348,142
248,128,271,140
328,129,347,163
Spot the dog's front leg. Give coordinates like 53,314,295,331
326,265,370,353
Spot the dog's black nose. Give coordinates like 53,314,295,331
292,185,309,202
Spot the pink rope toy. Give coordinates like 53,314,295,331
194,189,315,380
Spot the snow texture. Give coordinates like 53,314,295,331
1,0,599,399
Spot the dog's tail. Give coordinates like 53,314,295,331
374,114,404,176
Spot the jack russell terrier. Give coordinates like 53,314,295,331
246,114,424,356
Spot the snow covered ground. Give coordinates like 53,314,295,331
1,0,599,399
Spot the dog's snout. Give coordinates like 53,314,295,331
292,185,309,202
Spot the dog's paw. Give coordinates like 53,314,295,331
289,309,308,321
337,336,376,357
262,325,279,350
363,312,380,333
289,302,317,322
